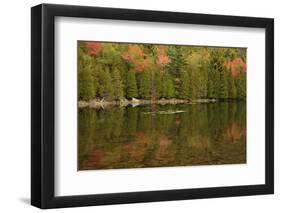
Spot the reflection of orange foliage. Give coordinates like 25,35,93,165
123,132,173,161
80,149,104,170
158,135,172,151
123,131,149,159
175,115,181,126
175,119,181,126
155,136,172,159
225,58,247,77
225,123,246,142
159,136,172,147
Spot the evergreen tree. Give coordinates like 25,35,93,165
180,70,194,100
209,48,228,99
126,71,138,98
207,77,215,98
97,67,113,98
162,73,175,98
111,68,124,99
153,70,162,99
207,67,219,99
235,69,246,99
197,61,209,98
227,71,237,99
167,46,186,77
218,70,228,99
137,71,151,99
78,49,96,100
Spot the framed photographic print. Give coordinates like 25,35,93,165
31,3,274,209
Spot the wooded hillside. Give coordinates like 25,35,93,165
78,41,246,101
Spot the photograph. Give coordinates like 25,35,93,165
78,41,247,170
30,2,274,209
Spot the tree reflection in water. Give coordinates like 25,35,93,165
78,102,246,170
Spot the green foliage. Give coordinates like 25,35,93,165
207,69,217,98
78,42,247,101
153,70,163,99
227,71,237,99
167,46,186,77
97,67,113,98
137,71,151,99
162,73,175,98
126,71,138,98
219,70,229,99
111,68,124,99
78,48,97,100
235,70,246,99
180,70,193,100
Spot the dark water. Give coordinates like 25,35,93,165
78,102,246,170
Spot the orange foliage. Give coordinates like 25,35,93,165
122,45,151,73
156,45,170,71
225,58,247,77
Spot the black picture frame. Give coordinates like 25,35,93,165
31,3,274,209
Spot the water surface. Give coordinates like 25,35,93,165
78,102,246,170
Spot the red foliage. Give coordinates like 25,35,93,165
225,58,246,77
85,42,102,56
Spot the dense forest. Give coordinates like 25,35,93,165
78,41,246,101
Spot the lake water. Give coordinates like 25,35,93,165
78,101,246,170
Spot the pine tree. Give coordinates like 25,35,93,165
137,71,151,99
180,70,194,100
153,70,162,99
97,67,113,98
78,49,96,100
218,70,228,99
111,68,124,99
209,48,227,99
235,69,246,99
207,70,215,98
162,73,175,98
167,46,186,77
227,71,237,99
126,71,138,99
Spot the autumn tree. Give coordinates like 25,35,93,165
85,42,102,56
78,42,247,101
122,44,151,73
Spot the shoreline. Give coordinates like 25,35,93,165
78,98,219,108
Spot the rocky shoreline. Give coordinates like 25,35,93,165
78,98,218,109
